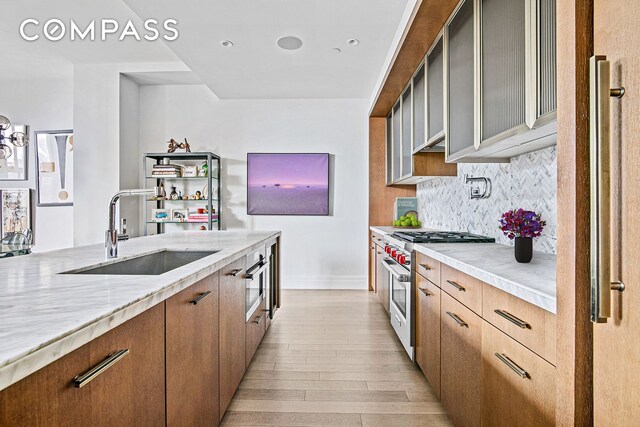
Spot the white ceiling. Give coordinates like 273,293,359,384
0,0,179,80
122,0,411,99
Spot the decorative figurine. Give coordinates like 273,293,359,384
194,191,202,200
199,226,207,231
166,138,191,153
169,186,179,200
178,191,183,200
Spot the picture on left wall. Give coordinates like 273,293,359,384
0,124,29,181
35,130,73,206
0,189,33,240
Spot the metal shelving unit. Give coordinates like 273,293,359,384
143,152,221,236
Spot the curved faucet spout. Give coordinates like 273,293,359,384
106,187,163,258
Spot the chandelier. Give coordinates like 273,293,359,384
0,115,29,160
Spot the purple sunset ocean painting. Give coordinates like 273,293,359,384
247,153,330,215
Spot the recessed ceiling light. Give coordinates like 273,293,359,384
332,48,342,53
347,39,360,46
220,40,234,47
277,36,303,51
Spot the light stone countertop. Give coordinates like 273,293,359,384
370,226,556,314
0,230,280,392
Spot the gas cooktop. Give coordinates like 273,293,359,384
392,231,495,243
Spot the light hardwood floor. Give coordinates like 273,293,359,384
221,290,452,426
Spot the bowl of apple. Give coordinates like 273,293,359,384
393,213,421,228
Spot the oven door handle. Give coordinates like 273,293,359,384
245,260,269,280
382,258,411,283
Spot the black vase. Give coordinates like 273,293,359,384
514,237,533,263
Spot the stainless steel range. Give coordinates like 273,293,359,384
382,231,495,360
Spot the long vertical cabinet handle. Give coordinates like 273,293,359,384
589,55,626,323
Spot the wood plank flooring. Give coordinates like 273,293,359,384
220,290,452,426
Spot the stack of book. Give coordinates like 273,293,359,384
187,213,219,223
151,164,182,178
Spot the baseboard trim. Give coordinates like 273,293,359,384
282,276,368,290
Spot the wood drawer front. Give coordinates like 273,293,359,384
0,304,166,427
440,292,482,427
482,321,556,427
246,300,268,368
416,252,441,285
440,264,482,315
482,284,556,365
415,275,441,399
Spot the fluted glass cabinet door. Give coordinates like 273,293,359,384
537,0,556,118
413,64,426,151
446,0,475,159
427,36,444,143
480,0,526,141
392,101,402,182
401,87,413,177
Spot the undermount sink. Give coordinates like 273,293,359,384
62,250,218,276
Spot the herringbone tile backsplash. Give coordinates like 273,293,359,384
417,146,557,254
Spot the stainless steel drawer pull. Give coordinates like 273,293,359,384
494,309,531,329
245,261,269,280
228,268,243,276
495,353,529,379
446,280,466,292
191,290,212,305
254,314,265,324
419,264,432,271
446,311,468,327
73,349,129,388
418,287,432,297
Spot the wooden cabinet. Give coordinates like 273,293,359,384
415,274,441,399
440,291,482,427
481,321,556,426
0,304,165,427
246,299,268,367
218,257,247,417
416,252,441,285
375,247,388,312
370,240,377,292
166,274,219,427
440,263,483,315
482,283,556,365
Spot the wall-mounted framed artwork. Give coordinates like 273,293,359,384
0,188,33,241
0,124,29,181
35,130,73,206
247,153,330,216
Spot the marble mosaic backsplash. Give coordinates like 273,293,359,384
417,146,557,254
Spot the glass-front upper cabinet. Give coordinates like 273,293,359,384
427,34,445,146
479,0,526,144
412,64,426,152
386,113,393,185
401,85,413,178
392,101,402,182
476,0,557,153
445,0,475,161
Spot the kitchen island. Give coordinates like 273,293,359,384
0,230,280,426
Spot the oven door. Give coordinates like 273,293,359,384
245,254,269,321
382,258,414,360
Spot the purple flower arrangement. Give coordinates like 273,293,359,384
499,209,546,239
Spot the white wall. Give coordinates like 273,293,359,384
0,78,74,252
138,85,369,289
72,62,189,246
119,75,141,237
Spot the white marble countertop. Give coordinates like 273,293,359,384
0,230,280,391
370,226,556,314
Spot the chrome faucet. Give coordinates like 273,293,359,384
106,187,163,258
